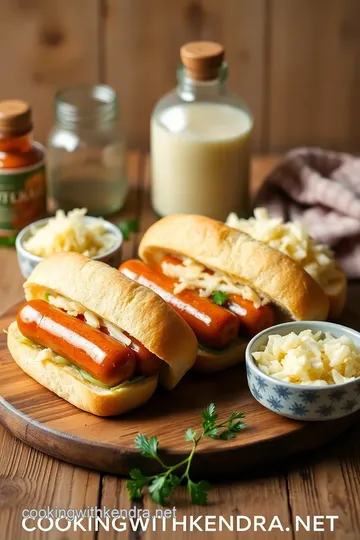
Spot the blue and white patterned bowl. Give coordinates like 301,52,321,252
246,321,360,421
15,216,123,279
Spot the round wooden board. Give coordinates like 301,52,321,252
0,303,359,479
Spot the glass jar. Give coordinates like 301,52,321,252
0,100,46,246
47,85,127,216
151,42,253,221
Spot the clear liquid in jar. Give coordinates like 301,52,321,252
49,175,128,216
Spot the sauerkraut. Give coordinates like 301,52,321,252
226,208,340,289
253,329,360,385
24,208,117,258
161,257,268,308
47,293,131,347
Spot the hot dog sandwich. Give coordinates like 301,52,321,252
7,252,198,415
226,208,347,319
119,214,330,373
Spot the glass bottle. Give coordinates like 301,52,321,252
151,42,253,221
47,85,127,216
0,100,46,246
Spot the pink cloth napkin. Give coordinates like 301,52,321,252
255,147,360,278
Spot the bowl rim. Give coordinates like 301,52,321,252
15,215,123,262
245,320,360,390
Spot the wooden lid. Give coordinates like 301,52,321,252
0,100,33,137
180,41,225,81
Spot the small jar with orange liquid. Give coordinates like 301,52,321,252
0,100,46,246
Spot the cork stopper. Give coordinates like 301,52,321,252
0,100,33,138
180,41,225,81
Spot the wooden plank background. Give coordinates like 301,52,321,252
0,0,359,152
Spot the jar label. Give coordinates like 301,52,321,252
0,161,46,239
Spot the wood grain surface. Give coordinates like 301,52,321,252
268,0,360,152
1,1,360,152
105,0,267,151
0,154,360,540
1,303,359,479
0,0,100,145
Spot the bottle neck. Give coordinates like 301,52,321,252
177,64,228,102
0,132,32,152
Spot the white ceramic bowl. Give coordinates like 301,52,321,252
246,321,360,421
15,216,123,279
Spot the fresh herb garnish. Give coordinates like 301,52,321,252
127,403,246,506
116,219,139,241
211,291,229,306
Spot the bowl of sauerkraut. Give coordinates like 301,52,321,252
246,321,360,421
16,208,123,278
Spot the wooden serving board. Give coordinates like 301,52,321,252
0,300,359,479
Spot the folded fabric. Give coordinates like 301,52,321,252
255,147,360,278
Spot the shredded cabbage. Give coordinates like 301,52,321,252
23,208,116,258
227,208,341,289
162,257,268,309
253,329,360,385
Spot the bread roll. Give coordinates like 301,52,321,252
24,252,198,390
139,214,330,322
8,322,158,416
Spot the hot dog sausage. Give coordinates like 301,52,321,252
125,333,163,376
17,300,136,386
160,256,275,337
227,295,275,337
119,260,240,350
99,323,162,377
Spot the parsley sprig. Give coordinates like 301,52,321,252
127,403,246,506
211,291,229,306
116,218,139,241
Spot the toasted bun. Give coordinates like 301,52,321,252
7,322,158,416
24,252,198,389
195,341,247,373
139,214,330,321
324,263,347,320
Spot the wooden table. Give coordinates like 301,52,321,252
0,154,359,540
